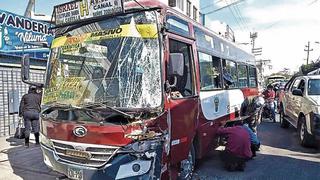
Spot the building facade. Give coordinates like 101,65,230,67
125,0,201,22
167,0,200,22
0,9,51,136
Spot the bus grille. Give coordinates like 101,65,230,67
52,140,119,168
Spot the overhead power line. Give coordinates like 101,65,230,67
203,0,246,15
200,0,224,11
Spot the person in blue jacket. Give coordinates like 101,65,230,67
242,123,260,158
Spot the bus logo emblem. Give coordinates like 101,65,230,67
73,126,87,137
214,97,219,112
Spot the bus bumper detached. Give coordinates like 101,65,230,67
40,141,163,180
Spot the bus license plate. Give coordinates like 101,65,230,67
67,167,83,180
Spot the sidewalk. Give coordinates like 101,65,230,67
0,136,63,180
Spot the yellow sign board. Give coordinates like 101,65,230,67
52,24,158,48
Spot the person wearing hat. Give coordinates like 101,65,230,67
19,85,42,147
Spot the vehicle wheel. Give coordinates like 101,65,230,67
178,144,195,180
279,108,289,128
298,117,314,147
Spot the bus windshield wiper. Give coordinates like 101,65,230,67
80,102,135,119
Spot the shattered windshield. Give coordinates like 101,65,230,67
43,11,162,109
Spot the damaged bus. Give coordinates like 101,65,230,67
21,0,259,179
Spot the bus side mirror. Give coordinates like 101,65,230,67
166,53,184,89
21,54,44,87
21,54,30,82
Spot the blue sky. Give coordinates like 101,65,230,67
1,0,320,73
200,0,320,74
1,0,67,16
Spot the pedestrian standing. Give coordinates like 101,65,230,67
217,121,252,171
19,86,42,147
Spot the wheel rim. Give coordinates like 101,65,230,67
180,150,194,179
300,123,305,141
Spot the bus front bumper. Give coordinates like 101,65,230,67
41,145,161,180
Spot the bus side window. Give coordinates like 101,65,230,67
222,59,238,89
249,66,257,87
238,64,248,88
198,52,222,90
168,39,194,97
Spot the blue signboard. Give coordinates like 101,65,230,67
0,9,54,60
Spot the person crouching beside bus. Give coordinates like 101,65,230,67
217,121,252,171
19,86,42,148
242,123,260,158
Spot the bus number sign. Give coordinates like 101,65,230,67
54,0,124,26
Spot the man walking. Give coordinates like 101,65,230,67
19,86,42,147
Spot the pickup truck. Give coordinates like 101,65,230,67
279,75,320,147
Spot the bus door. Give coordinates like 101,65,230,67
166,36,199,164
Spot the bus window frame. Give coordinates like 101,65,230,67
248,65,258,88
197,51,223,91
222,59,239,89
166,32,198,99
237,63,249,88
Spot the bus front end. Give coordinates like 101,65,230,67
40,2,168,179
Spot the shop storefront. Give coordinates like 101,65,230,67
0,9,53,136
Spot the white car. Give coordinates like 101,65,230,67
280,74,320,147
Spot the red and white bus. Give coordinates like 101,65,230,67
21,0,259,179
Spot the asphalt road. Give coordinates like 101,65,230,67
193,117,320,180
1,116,319,180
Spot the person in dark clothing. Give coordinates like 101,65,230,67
217,121,252,171
19,86,42,147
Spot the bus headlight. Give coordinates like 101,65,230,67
125,139,160,154
40,133,53,148
131,141,152,153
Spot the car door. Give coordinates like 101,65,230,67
286,78,300,121
292,79,305,125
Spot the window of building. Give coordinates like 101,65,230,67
198,52,222,90
168,39,194,97
177,0,184,11
238,64,248,88
186,0,191,17
222,60,238,88
249,66,257,87
193,6,198,21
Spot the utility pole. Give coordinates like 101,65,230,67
250,32,257,53
304,41,313,65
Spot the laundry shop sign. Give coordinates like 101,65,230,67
0,9,54,59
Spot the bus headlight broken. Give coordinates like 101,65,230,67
130,140,160,153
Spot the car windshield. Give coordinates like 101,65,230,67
43,11,162,109
308,79,320,95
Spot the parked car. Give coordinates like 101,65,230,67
279,74,320,147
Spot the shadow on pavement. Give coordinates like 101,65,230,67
4,137,64,180
193,149,320,180
257,122,318,154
